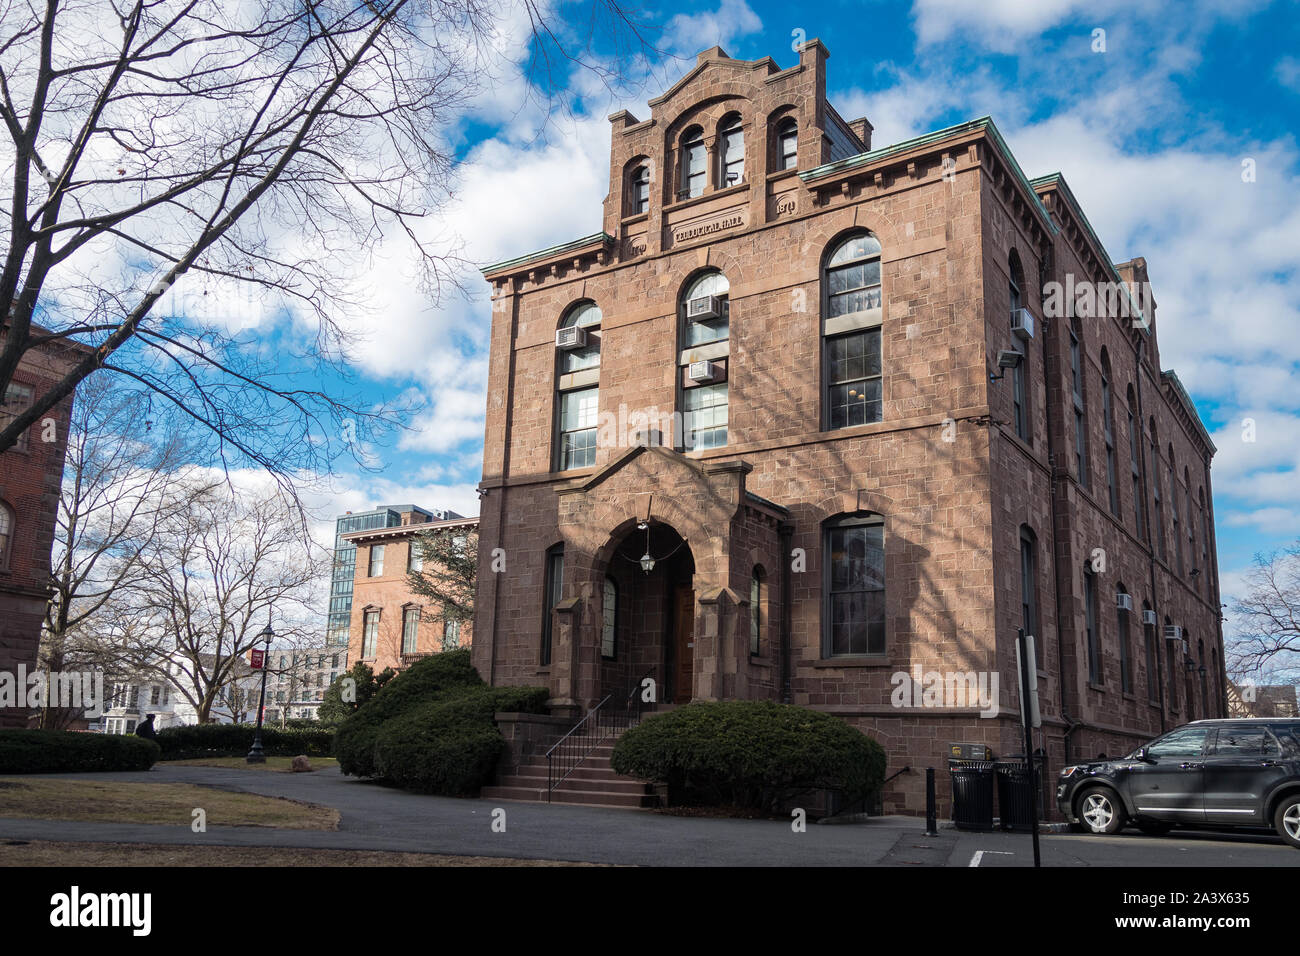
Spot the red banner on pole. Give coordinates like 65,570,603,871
250,649,265,670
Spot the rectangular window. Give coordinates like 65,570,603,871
682,382,728,450
721,126,744,184
559,387,599,469
401,607,420,655
1118,607,1132,694
1145,621,1159,703
368,545,385,577
685,141,706,198
1012,354,1028,442
826,329,882,429
1070,330,1088,487
825,521,886,656
1085,574,1100,685
1,382,33,451
1019,533,1038,639
780,127,798,169
1129,411,1144,538
150,685,161,706
541,546,564,666
362,610,379,658
827,258,881,317
407,541,423,572
443,618,461,651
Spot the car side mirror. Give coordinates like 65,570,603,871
1133,747,1152,763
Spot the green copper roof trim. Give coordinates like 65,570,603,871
800,116,1057,235
480,232,614,276
1161,369,1217,455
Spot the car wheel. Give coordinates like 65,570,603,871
1077,787,1125,834
1135,819,1173,837
1274,794,1300,850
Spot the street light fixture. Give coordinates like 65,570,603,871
246,613,275,764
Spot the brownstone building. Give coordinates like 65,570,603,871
472,43,1225,815
345,510,477,675
0,327,87,728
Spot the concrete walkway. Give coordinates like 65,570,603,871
0,765,935,866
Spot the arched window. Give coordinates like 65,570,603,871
1117,584,1133,694
679,125,706,199
602,576,618,660
556,301,602,470
824,232,883,430
1184,466,1196,589
1169,446,1183,575
1019,525,1039,640
1198,638,1207,718
0,501,11,568
1142,601,1159,704
1149,419,1165,560
401,605,420,655
750,566,765,656
1199,487,1210,591
1084,567,1101,685
541,544,564,666
679,271,730,450
718,113,744,186
776,117,798,170
1009,251,1029,442
628,163,650,215
1127,385,1144,538
1164,615,1178,712
1101,351,1118,516
1069,318,1088,488
823,513,886,657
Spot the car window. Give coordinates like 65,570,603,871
1213,727,1267,756
1147,728,1209,758
1271,727,1300,757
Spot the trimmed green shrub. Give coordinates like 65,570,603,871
610,700,887,811
318,662,396,724
334,648,549,795
0,729,160,773
155,723,334,760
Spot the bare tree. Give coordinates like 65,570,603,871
0,0,651,482
1228,544,1300,687
114,482,324,722
37,371,214,727
407,526,476,624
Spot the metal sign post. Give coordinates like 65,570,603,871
1015,627,1042,868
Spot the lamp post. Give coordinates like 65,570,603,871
246,615,274,763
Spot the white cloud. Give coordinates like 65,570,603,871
1274,56,1300,93
660,0,762,58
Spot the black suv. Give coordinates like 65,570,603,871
1056,718,1300,848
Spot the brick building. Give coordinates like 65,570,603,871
344,510,476,675
0,327,87,729
471,43,1225,815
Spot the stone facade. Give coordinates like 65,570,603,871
346,514,477,675
472,43,1225,816
0,327,86,729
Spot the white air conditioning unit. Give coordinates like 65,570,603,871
555,326,587,349
687,295,724,321
1011,308,1035,340
1163,625,1183,642
687,360,718,383
1142,610,1158,626
1116,593,1133,612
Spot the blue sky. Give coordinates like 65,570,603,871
291,0,1300,638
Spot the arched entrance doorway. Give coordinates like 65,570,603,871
600,521,695,705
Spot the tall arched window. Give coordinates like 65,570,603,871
1009,251,1029,443
1101,351,1118,516
823,232,883,430
1150,419,1165,560
1198,638,1207,718
1019,525,1039,640
1143,600,1159,704
1165,615,1179,712
718,113,744,186
556,301,602,470
628,163,650,215
679,125,706,199
602,576,618,660
750,566,765,656
1084,567,1101,685
1184,466,1196,589
541,544,564,666
1117,584,1133,694
679,271,729,450
823,513,886,657
0,500,12,569
1169,446,1183,575
1199,487,1210,590
776,117,798,170
1069,318,1088,488
1127,386,1144,539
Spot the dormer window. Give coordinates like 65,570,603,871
719,114,743,186
777,118,798,170
680,126,705,199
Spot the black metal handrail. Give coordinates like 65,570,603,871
545,669,656,801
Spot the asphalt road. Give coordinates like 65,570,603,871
1,765,1297,866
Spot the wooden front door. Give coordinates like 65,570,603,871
673,585,694,703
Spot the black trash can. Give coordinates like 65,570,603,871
949,759,995,831
995,760,1038,832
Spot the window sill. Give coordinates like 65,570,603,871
748,656,773,668
766,168,799,184
620,212,649,226
1087,681,1106,692
665,181,750,213
812,656,892,668
1122,692,1137,702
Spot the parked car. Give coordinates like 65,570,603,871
1056,718,1300,848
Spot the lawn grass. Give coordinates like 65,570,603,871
0,840,609,867
0,778,338,830
161,756,339,772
